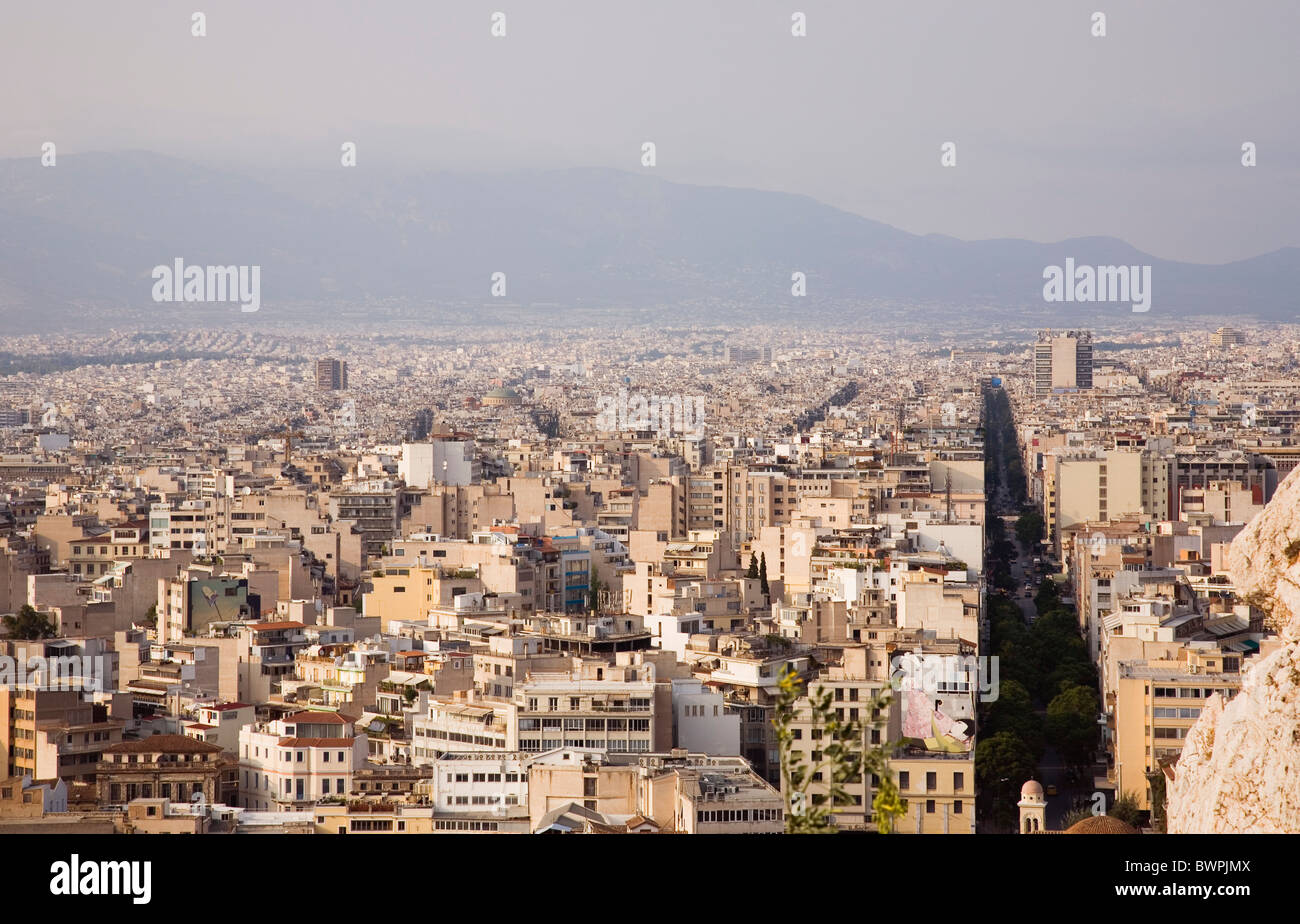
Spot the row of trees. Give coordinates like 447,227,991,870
977,573,1103,827
985,516,1019,594
979,384,1104,830
983,386,1027,506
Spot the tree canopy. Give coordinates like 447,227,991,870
2,604,57,640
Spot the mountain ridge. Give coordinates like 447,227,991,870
0,152,1295,330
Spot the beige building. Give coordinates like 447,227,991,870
528,748,783,833
1110,645,1244,812
0,687,125,782
513,660,671,755
363,563,485,631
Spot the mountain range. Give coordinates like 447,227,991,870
0,151,1295,330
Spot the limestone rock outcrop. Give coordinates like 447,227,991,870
1167,468,1300,833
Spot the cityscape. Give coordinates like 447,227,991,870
0,0,1294,906
3,317,1297,838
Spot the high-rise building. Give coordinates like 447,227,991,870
315,358,348,390
724,345,772,364
1209,326,1246,349
1034,330,1093,396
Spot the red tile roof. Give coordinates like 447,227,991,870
283,711,347,724
103,734,223,755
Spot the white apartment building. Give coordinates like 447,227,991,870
238,712,367,810
514,663,663,755
671,678,740,756
400,440,480,488
432,751,530,813
410,692,516,761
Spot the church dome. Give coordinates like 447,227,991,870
1064,815,1139,834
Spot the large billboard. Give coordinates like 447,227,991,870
900,688,975,753
188,578,250,631
894,653,978,753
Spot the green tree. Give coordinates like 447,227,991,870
981,679,1045,761
1145,771,1167,832
2,604,57,640
772,668,904,834
747,552,760,580
1110,790,1142,827
1015,511,1044,548
1045,683,1101,772
1060,804,1094,830
975,731,1038,830
588,569,604,616
759,552,770,598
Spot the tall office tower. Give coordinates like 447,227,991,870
724,345,771,364
315,358,348,390
1209,326,1246,349
1033,330,1093,396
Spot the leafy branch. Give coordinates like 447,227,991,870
773,666,906,834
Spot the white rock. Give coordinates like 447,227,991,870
1168,467,1300,833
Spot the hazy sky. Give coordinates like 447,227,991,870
4,0,1298,263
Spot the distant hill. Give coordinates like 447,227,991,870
0,152,1295,330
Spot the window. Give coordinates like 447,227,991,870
926,799,936,814
899,772,910,791
926,772,937,792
